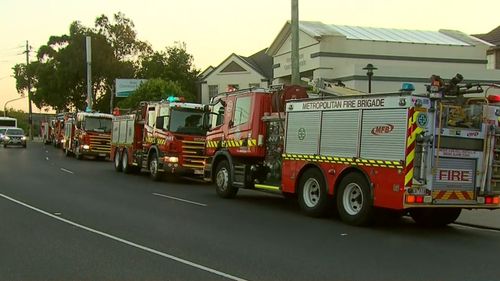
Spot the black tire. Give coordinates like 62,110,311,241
410,208,462,227
23,144,26,148
298,168,330,217
148,152,163,181
122,149,133,174
214,160,238,198
4,144,7,148
114,149,123,172
336,172,374,226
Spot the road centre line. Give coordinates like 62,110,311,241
60,168,74,174
0,193,247,281
153,193,207,207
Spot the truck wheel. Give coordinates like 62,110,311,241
215,160,238,198
298,168,330,217
149,153,163,181
114,149,122,172
410,208,461,227
337,172,374,226
122,149,132,174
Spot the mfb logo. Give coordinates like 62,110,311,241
371,124,394,135
437,169,473,183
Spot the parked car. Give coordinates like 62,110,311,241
3,128,27,148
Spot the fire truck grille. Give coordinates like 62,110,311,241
181,140,206,169
89,134,111,154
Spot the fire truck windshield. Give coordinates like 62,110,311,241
168,109,207,135
84,117,112,133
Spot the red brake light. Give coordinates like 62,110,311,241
487,95,500,103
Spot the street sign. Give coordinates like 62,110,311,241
115,79,147,97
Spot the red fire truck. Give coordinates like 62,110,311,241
52,113,69,148
40,119,53,144
205,75,500,226
63,112,114,160
111,97,208,180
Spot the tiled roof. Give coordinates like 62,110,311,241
240,48,273,81
473,25,500,46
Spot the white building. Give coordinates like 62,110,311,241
267,21,500,94
473,25,500,70
199,49,273,104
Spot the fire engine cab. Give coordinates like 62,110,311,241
111,97,209,180
205,75,500,226
63,112,114,159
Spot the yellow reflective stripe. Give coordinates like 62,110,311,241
182,140,205,144
255,184,280,191
405,168,413,186
281,154,401,169
182,164,205,168
406,151,415,166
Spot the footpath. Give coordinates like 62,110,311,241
455,209,500,230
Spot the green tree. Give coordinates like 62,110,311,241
117,78,185,109
11,13,200,113
11,13,147,112
164,43,200,100
95,12,152,61
138,42,200,102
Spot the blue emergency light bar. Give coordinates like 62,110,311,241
166,96,185,102
401,83,415,92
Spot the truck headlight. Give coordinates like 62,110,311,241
83,144,90,150
4,136,10,140
21,136,26,140
164,156,179,163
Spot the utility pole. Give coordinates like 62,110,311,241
291,0,300,84
25,40,33,140
86,36,93,112
110,83,114,114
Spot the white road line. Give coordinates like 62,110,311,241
45,157,49,161
60,168,74,174
0,193,247,281
153,193,207,207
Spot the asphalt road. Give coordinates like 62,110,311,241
1,142,500,281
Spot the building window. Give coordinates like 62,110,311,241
233,96,251,126
249,83,260,88
209,85,219,98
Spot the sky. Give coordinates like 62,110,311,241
1,0,499,112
